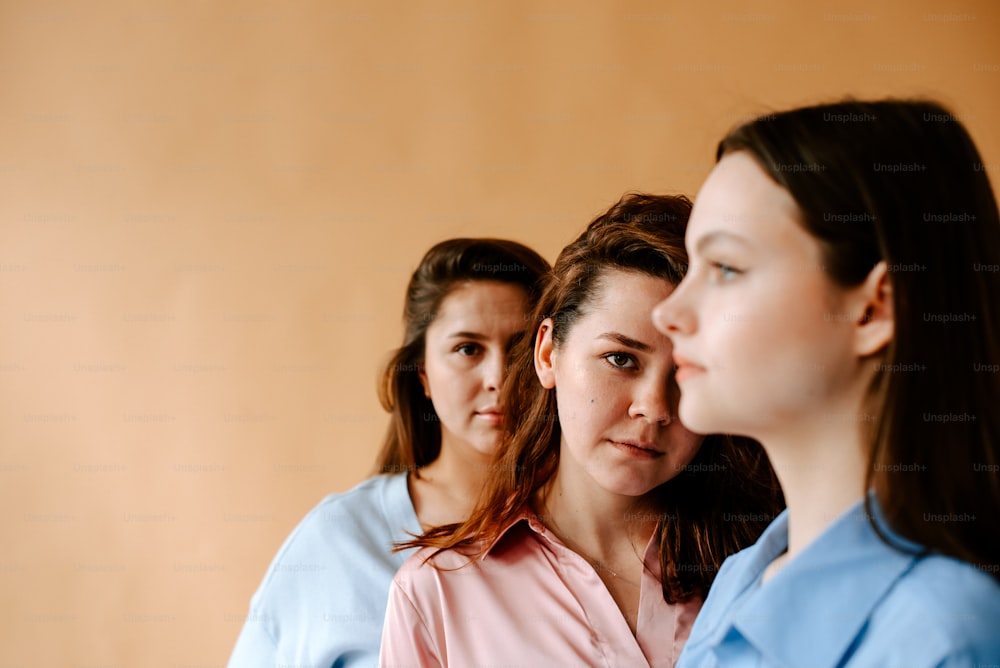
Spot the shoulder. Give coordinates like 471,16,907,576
826,552,1000,668
288,473,415,546
391,520,538,603
313,472,412,522
251,474,418,603
232,474,420,666
393,545,480,589
861,554,1000,663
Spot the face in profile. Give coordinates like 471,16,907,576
535,269,703,498
419,280,530,458
652,151,869,440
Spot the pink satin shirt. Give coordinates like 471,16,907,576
380,509,702,667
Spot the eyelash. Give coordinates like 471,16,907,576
709,261,743,283
454,343,483,356
602,352,638,370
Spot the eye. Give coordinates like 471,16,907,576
709,261,743,283
603,352,638,370
454,342,483,357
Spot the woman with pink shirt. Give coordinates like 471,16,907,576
379,193,783,667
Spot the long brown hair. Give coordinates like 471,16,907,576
374,238,550,474
719,99,1000,577
406,194,784,603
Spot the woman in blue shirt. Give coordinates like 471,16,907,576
228,238,549,667
654,98,1000,667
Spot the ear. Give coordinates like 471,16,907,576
417,364,431,399
854,261,894,357
534,318,557,389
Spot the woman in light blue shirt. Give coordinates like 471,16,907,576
227,238,549,667
654,99,1000,666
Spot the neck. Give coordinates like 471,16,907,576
540,468,656,563
758,410,868,569
411,436,493,525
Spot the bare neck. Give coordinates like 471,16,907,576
409,440,492,528
540,469,656,563
758,416,867,582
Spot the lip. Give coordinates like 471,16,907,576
673,353,706,383
475,408,503,425
610,439,664,459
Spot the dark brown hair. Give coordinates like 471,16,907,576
719,99,1000,577
374,238,550,474
405,193,784,603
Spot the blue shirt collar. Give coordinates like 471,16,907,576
723,496,924,668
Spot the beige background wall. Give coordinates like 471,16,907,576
2,0,998,665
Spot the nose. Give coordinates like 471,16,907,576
629,374,673,425
483,349,505,392
652,278,695,337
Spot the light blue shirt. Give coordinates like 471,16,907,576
678,498,1000,668
228,474,421,668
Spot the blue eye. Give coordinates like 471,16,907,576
603,352,637,369
710,261,743,282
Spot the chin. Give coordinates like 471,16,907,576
678,401,725,436
596,473,663,498
471,439,501,457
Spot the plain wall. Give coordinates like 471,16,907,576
2,0,998,665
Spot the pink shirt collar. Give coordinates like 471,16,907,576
383,504,702,667
482,506,662,578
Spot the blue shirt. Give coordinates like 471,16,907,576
678,498,1000,668
228,474,421,668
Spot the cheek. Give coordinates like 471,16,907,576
554,387,590,429
427,356,475,391
557,370,621,425
719,297,852,409
552,380,605,444
707,279,824,365
771,280,853,366
422,357,450,393
424,360,468,412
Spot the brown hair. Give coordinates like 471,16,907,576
405,194,784,603
374,238,550,474
718,99,1000,577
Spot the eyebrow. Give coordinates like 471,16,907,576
693,230,754,255
598,332,651,352
447,331,488,340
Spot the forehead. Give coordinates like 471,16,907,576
432,280,528,328
590,269,674,306
570,269,675,333
688,152,802,241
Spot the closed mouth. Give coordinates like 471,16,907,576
475,409,503,424
673,353,705,371
673,353,706,381
611,440,664,457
